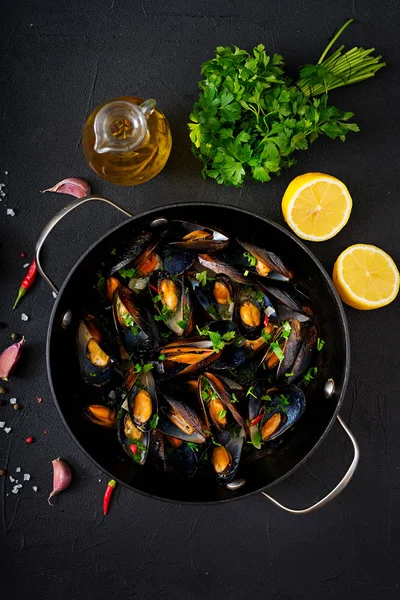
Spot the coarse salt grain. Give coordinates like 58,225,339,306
6,208,15,216
9,476,15,482
21,313,29,321
11,487,19,494
4,427,11,433
52,291,57,299
4,171,8,175
32,486,38,492
16,484,22,489
23,474,30,481
0,422,5,428
23,263,29,268
10,398,17,404
16,467,21,472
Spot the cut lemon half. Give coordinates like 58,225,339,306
333,244,399,310
282,173,352,241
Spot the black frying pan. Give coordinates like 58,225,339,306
36,197,359,512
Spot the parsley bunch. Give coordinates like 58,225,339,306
189,20,384,187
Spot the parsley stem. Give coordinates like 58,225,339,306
317,18,354,64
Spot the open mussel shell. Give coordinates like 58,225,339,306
285,324,317,384
149,428,166,471
199,372,246,432
83,312,120,360
211,428,246,484
198,254,251,284
159,248,194,276
168,443,199,477
85,405,117,428
127,370,157,432
168,221,229,253
258,282,313,322
117,403,149,465
237,239,293,281
236,292,264,341
154,338,221,379
276,318,302,378
189,272,235,322
258,385,305,442
149,271,194,337
110,229,167,276
157,395,206,443
77,320,113,386
112,285,159,357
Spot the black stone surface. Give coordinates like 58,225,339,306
1,1,399,598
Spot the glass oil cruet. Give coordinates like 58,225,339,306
82,96,172,186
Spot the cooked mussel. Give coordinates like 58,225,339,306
168,442,199,477
236,285,275,341
149,271,194,337
189,272,235,321
211,429,245,483
258,319,302,378
199,372,246,431
237,240,293,281
117,405,149,465
159,248,194,276
285,324,317,383
168,221,229,253
110,230,163,275
112,285,159,357
154,338,221,379
77,320,113,386
249,385,305,445
198,254,251,284
157,395,206,443
85,405,117,428
127,369,157,432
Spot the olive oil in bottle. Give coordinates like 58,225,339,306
82,96,172,186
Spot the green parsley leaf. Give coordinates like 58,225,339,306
204,430,222,446
244,270,249,277
231,393,239,403
111,248,117,255
195,271,208,286
119,267,138,279
303,366,318,386
187,442,199,451
317,337,325,351
285,371,295,377
246,386,257,398
243,251,256,266
96,271,105,293
158,354,166,361
134,363,153,374
281,321,292,340
248,430,262,447
261,328,272,342
218,409,227,420
270,341,284,362
88,372,96,377
261,394,271,402
149,414,159,429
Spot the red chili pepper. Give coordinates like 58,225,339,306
103,479,117,515
20,252,26,258
25,436,33,444
13,258,37,309
149,284,159,294
249,414,263,427
129,443,138,455
264,314,269,328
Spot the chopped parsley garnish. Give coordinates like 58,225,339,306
248,431,262,447
196,325,236,352
201,377,219,402
134,363,154,374
270,341,284,362
246,386,257,398
111,248,117,255
119,267,138,279
218,409,227,420
158,354,166,361
317,337,325,351
261,394,271,402
231,393,239,403
176,304,191,330
154,303,174,323
88,372,96,377
303,366,318,385
244,270,249,277
195,271,208,286
243,251,256,266
149,413,159,429
187,442,199,451
253,289,264,303
204,430,222,446
96,270,105,293
152,294,162,304
285,371,295,377
261,328,272,343
281,321,292,340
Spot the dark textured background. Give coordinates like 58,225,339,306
1,1,399,598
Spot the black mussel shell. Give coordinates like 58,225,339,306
168,443,199,477
117,405,149,465
110,230,155,275
157,395,206,443
237,239,293,281
149,271,194,337
160,248,194,275
200,372,246,431
127,370,157,432
258,282,313,320
168,221,229,253
277,319,302,378
257,385,306,442
211,430,245,483
198,254,251,284
154,339,221,379
77,320,113,386
285,324,317,384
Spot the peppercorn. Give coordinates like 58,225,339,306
0,387,6,394
0,469,5,476
11,333,19,340
13,403,21,411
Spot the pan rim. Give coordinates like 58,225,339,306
46,201,350,506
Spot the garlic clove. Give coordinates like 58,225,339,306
41,178,91,198
48,457,72,505
0,337,25,381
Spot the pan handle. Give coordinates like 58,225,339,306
261,415,359,514
35,195,133,294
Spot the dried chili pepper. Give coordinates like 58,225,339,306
13,258,37,309
103,479,117,515
249,414,263,427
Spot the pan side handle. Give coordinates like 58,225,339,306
35,195,133,294
262,415,359,514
